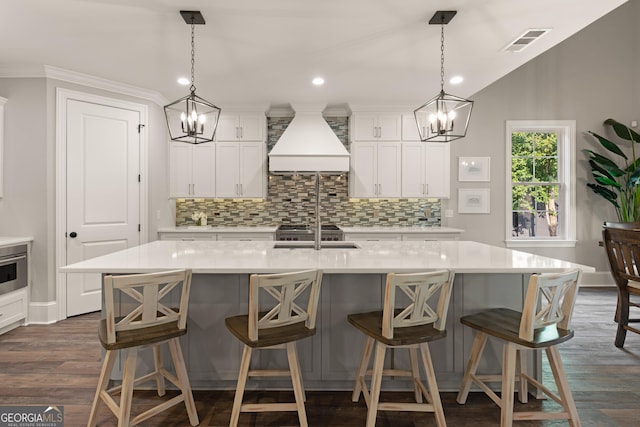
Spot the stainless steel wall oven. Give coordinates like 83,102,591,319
0,244,28,296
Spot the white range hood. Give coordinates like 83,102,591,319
268,104,350,173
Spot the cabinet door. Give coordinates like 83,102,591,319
401,142,426,197
376,142,402,197
377,113,402,141
216,233,273,241
215,142,240,197
352,114,378,141
169,142,194,198
424,143,450,198
344,233,402,241
350,142,377,197
238,114,264,141
191,143,216,197
238,142,265,197
402,112,422,141
215,114,240,141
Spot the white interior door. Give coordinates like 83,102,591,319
66,99,140,316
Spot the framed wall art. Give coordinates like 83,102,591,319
458,156,490,182
458,188,490,214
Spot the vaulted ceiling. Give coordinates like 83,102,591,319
0,0,627,108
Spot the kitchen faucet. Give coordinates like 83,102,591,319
315,172,321,250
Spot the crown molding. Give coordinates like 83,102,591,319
0,65,168,106
44,66,168,106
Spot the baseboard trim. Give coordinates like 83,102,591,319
581,271,614,287
28,301,60,325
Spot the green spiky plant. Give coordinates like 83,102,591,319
585,118,640,222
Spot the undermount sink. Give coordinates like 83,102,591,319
273,242,360,249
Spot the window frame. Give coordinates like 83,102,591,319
505,120,576,248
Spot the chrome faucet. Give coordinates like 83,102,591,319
315,172,322,250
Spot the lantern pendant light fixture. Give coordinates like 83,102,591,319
164,11,221,144
414,10,473,143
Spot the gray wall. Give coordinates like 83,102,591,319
0,76,173,303
0,79,48,301
445,1,637,271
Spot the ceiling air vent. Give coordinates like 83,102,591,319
503,28,551,52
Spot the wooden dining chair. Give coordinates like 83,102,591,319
456,269,581,426
87,269,199,427
347,270,455,427
224,269,323,427
602,221,640,347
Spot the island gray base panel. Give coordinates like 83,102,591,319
108,272,541,392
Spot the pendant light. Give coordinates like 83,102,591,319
414,11,473,143
164,11,221,144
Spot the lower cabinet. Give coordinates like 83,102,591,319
345,231,460,241
402,233,460,241
157,231,274,241
344,233,402,241
0,288,28,335
107,271,534,391
216,233,273,241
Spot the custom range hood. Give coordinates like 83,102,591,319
268,104,350,174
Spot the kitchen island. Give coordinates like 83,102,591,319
61,239,594,391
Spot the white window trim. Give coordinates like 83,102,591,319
505,120,576,248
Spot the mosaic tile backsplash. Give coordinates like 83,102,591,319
175,116,442,227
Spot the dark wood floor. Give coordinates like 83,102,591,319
1,287,639,426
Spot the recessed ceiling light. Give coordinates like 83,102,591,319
177,77,190,85
312,77,325,86
449,75,464,85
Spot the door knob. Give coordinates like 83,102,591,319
69,232,77,238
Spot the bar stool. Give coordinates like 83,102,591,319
87,269,199,427
347,270,455,427
456,269,581,426
225,269,323,427
602,221,640,347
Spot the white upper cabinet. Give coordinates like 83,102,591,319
215,112,265,141
401,112,429,141
215,141,266,198
351,113,402,141
350,141,402,198
169,141,216,198
401,142,450,198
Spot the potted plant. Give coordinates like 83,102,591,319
585,118,640,222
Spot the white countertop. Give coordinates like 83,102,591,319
0,236,33,248
158,226,277,233
60,240,593,275
340,226,463,234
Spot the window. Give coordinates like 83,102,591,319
506,120,576,247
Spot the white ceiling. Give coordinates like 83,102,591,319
0,0,627,110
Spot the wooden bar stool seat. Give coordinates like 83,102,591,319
87,269,199,427
456,269,581,427
225,269,323,427
348,270,455,427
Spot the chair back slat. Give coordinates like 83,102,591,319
381,270,454,339
603,222,640,288
248,270,323,342
519,270,580,342
102,269,192,344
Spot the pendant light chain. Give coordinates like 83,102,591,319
190,20,196,94
440,22,445,93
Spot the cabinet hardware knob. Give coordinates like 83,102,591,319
69,232,78,238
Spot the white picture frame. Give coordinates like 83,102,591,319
458,188,490,214
458,156,491,182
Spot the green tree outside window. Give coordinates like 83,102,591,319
511,131,560,237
